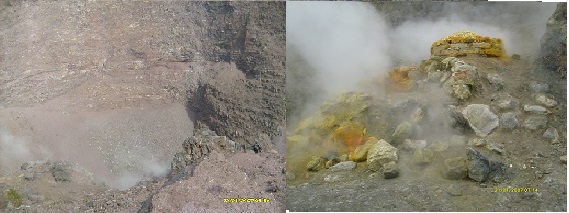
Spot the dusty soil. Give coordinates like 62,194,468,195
0,0,285,212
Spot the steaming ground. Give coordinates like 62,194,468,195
286,1,556,119
0,95,194,189
286,1,565,212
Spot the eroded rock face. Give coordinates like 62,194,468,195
462,104,499,137
537,2,567,77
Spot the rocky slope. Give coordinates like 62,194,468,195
286,3,566,212
0,1,285,212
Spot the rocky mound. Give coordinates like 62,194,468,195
431,31,506,58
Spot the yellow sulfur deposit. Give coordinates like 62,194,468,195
431,31,507,59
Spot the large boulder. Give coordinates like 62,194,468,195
462,104,499,137
367,139,398,172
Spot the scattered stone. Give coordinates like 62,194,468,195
511,54,521,60
429,141,449,152
352,139,378,162
500,112,520,129
306,156,326,172
325,150,340,160
383,161,399,179
523,105,548,114
392,122,411,145
367,139,398,172
523,115,548,130
486,143,504,155
487,73,504,91
412,148,434,165
328,161,356,172
23,172,34,181
447,183,465,196
402,139,427,151
561,156,567,164
410,107,424,124
325,160,335,169
443,157,468,180
529,81,549,93
462,104,499,137
497,99,519,110
467,148,490,182
468,138,487,147
543,127,559,143
534,93,558,107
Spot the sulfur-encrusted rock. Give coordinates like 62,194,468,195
392,122,412,146
443,157,468,180
307,156,326,172
462,104,499,137
352,138,379,162
367,139,398,172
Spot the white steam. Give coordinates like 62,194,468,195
287,1,392,97
0,130,33,174
287,1,556,99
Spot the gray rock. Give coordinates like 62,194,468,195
467,148,490,182
392,122,411,145
328,161,356,172
23,172,34,181
535,93,558,107
561,156,567,164
500,112,520,129
442,157,467,180
306,156,326,172
413,148,434,166
487,73,504,91
367,139,398,172
383,161,399,179
51,162,72,182
523,115,548,130
529,81,549,93
462,104,499,137
523,105,548,114
497,100,519,110
543,127,559,143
